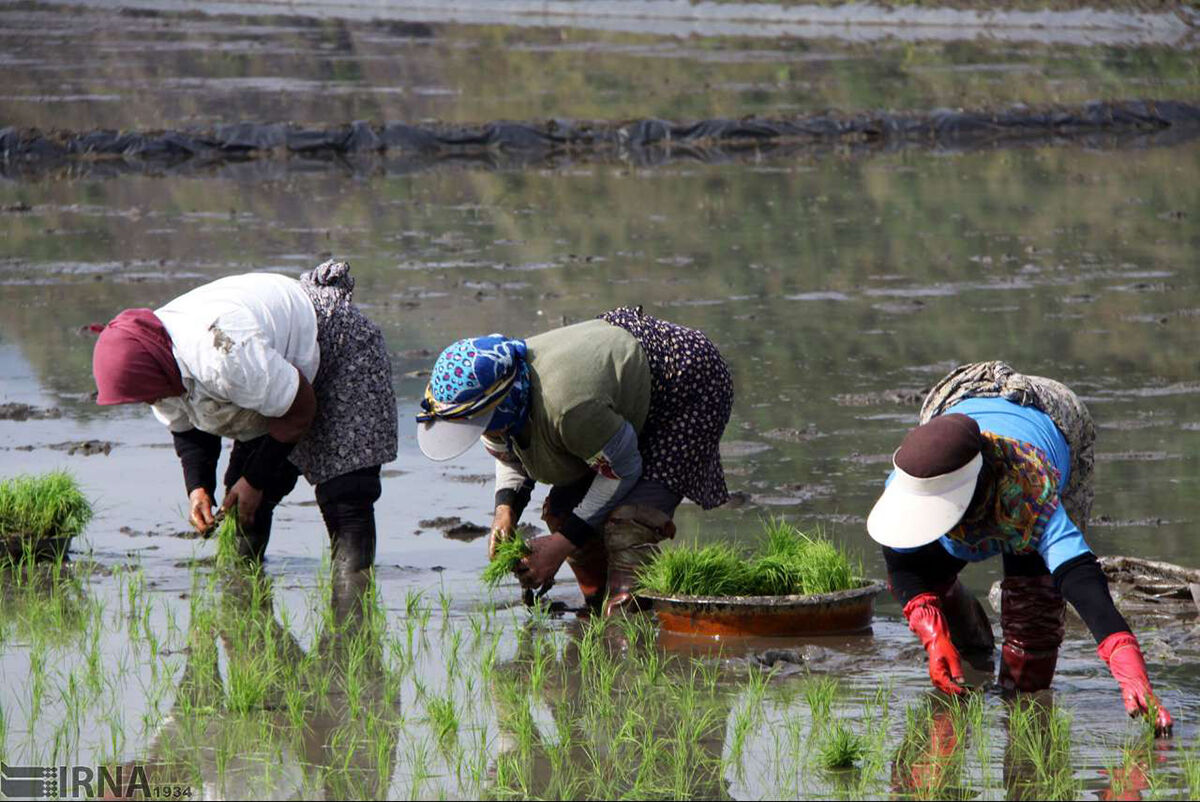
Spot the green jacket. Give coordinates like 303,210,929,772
509,319,651,486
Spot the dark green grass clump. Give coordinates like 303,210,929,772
636,519,859,597
818,722,868,770
0,471,93,540
482,535,532,588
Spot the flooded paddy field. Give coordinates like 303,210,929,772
1,1,1199,798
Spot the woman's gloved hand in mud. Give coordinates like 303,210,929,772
1098,631,1173,737
904,593,967,696
188,487,216,534
489,504,517,560
515,532,576,593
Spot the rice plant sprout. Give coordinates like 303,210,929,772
637,518,860,596
0,471,92,560
213,507,241,566
817,722,868,770
482,535,532,588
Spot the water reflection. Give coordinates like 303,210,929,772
2,140,1197,576
489,617,733,799
889,693,1175,801
2,4,1196,130
135,570,402,799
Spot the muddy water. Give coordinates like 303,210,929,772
2,3,1200,799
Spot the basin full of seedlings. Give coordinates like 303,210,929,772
0,470,92,562
636,519,884,638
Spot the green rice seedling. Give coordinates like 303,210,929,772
1183,742,1200,799
424,692,460,745
482,536,532,588
0,562,90,647
803,675,840,727
636,541,750,596
214,508,241,565
637,518,860,596
405,737,435,798
225,654,279,714
1004,697,1079,801
817,721,868,769
727,694,761,773
725,664,771,772
438,582,454,621
891,699,968,801
0,471,93,548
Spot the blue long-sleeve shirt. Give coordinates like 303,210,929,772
891,397,1091,572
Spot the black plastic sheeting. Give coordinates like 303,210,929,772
3,100,1198,180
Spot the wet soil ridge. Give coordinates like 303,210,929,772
3,99,1198,176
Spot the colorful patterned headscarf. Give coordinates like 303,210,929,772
417,335,531,436
944,433,1061,558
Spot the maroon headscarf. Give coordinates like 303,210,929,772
92,309,185,405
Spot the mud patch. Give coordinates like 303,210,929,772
1092,515,1172,528
416,515,509,541
443,473,491,485
832,388,928,407
1095,450,1179,462
49,440,113,456
1097,417,1160,431
0,402,62,421
120,525,201,540
760,425,822,443
750,482,835,507
842,453,893,466
208,324,234,354
720,440,773,458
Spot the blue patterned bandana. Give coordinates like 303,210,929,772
417,335,530,436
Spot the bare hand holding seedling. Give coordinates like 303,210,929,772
222,477,263,530
188,487,216,534
515,531,575,591
489,504,517,560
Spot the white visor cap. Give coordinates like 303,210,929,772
866,451,983,549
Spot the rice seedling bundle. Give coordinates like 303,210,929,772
482,535,531,588
214,508,240,565
817,722,868,770
0,471,92,540
637,519,859,597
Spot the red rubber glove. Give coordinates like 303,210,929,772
1098,631,1173,737
904,593,966,696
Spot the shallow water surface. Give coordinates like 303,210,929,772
1,3,1198,799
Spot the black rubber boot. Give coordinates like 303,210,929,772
234,507,273,563
223,436,300,564
939,578,996,668
326,503,377,579
316,466,382,582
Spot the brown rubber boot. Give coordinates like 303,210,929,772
602,504,676,618
998,574,1065,692
566,538,609,612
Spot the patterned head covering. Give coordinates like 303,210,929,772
417,335,530,437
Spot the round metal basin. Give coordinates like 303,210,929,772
641,579,887,638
